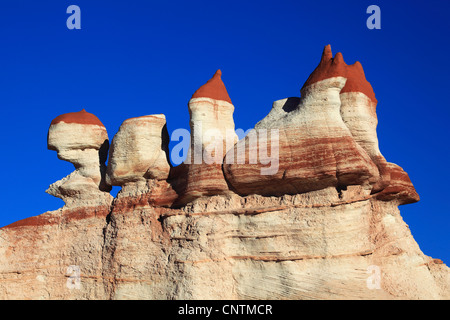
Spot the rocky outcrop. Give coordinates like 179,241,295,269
375,162,420,205
0,46,446,300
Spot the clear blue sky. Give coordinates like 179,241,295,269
0,0,448,264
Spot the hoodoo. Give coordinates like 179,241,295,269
46,109,112,209
224,46,380,197
170,69,238,205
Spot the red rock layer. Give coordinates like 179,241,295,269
191,69,232,104
50,109,105,127
302,45,377,103
224,130,378,197
1,205,111,229
112,181,179,212
168,163,230,207
375,163,420,205
370,155,391,193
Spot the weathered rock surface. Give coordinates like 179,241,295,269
375,162,420,205
1,191,448,299
0,47,446,300
0,205,110,299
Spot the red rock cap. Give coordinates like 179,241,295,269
302,45,377,103
50,109,105,127
191,69,232,104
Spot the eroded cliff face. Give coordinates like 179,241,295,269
0,46,448,300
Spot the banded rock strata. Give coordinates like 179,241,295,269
0,46,447,300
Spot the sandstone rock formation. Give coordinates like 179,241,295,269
46,109,113,208
223,47,380,197
223,45,419,205
106,114,171,185
0,47,447,300
170,70,238,206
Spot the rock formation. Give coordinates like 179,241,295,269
170,70,238,206
224,46,380,196
106,114,178,211
0,46,447,300
106,114,171,185
46,109,113,208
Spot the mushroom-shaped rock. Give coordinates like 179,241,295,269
223,51,380,196
106,114,171,186
46,109,112,208
170,70,238,205
48,109,109,164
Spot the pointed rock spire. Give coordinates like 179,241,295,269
333,52,344,64
321,44,333,62
302,45,377,103
302,45,346,90
191,69,232,104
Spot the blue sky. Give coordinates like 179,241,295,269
0,0,448,263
